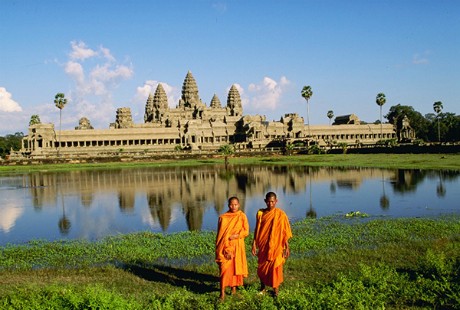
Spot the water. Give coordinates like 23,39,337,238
0,166,459,246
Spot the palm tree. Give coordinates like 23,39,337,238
29,114,41,126
433,101,443,142
218,144,234,169
327,110,334,125
376,93,386,138
284,142,295,156
301,86,313,138
54,93,67,157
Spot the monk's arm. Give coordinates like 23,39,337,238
283,240,290,258
251,219,259,256
239,214,250,239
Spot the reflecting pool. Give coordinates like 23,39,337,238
1,166,459,246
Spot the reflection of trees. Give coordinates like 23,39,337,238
306,174,317,219
58,212,71,235
436,171,446,198
329,182,336,194
391,169,426,193
58,184,71,235
380,170,390,210
147,192,172,231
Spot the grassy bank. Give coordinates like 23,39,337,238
1,153,459,174
1,216,459,309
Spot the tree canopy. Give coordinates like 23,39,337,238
0,132,24,158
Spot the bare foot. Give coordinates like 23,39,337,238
273,287,279,297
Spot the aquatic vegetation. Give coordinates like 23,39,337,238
1,216,459,309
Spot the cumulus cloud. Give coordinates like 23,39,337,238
246,76,290,110
0,87,22,112
63,41,134,127
69,41,97,60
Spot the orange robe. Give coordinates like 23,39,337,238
215,210,249,287
254,208,292,288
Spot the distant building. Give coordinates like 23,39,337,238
17,71,404,159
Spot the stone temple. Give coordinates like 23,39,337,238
17,71,413,159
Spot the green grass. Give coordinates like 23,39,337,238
1,153,459,174
1,216,459,309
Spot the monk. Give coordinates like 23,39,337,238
215,196,249,300
251,191,292,297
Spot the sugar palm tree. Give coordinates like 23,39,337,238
433,101,443,142
54,93,67,157
327,110,334,125
375,93,386,138
29,114,41,126
218,144,234,169
301,86,313,138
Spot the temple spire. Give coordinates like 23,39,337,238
210,94,222,108
226,85,243,116
180,71,200,108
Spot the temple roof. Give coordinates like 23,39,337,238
210,94,222,108
181,71,200,106
153,83,168,109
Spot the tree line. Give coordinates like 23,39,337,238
385,104,460,143
0,132,24,159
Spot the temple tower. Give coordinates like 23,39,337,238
210,94,222,109
145,84,169,123
144,93,154,123
179,71,202,109
226,85,243,116
115,107,134,128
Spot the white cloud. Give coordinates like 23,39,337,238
0,87,22,112
65,61,85,85
246,76,291,110
100,46,116,62
69,41,97,60
62,41,134,128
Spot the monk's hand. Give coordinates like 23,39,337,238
251,244,257,256
229,233,238,240
283,247,290,259
224,253,232,260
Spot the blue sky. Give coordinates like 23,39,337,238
1,0,459,135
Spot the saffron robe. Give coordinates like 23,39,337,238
254,207,292,288
215,210,249,287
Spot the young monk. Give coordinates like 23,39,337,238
251,191,292,297
215,196,249,300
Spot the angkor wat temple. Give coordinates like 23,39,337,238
17,71,414,159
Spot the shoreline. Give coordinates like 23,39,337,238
1,153,460,173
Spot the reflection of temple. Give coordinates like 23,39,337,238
25,166,409,231
17,71,402,159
